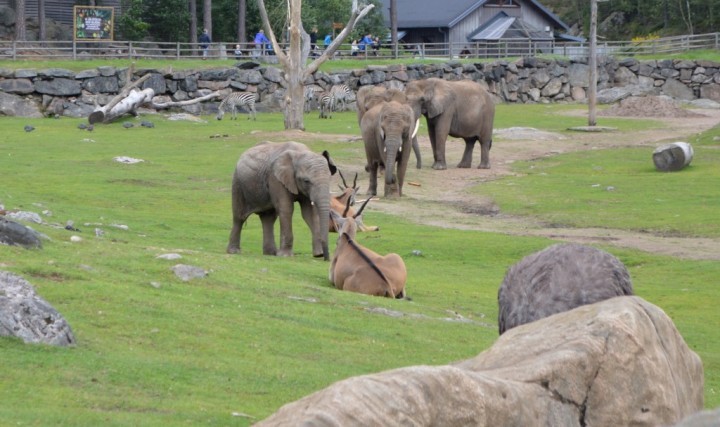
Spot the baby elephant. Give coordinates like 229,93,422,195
227,141,336,260
497,243,633,335
329,198,406,298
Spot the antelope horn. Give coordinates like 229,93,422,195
354,196,373,218
353,172,358,190
342,196,352,218
339,169,348,189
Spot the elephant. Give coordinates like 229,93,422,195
226,141,337,260
356,85,421,169
360,100,418,197
405,77,495,170
497,243,634,335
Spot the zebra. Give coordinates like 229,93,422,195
329,84,353,112
304,85,322,113
216,91,257,121
317,91,334,119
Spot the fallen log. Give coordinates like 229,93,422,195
149,91,222,110
653,142,694,172
88,87,155,124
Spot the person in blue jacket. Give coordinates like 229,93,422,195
199,28,211,59
254,29,269,58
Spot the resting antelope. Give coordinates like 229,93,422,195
329,170,379,233
329,198,406,298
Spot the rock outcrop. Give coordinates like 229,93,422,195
257,296,703,427
0,271,76,346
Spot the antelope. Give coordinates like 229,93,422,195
329,170,379,233
329,198,406,299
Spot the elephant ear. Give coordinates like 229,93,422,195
273,151,299,195
322,150,338,175
426,82,451,119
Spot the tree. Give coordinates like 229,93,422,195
238,0,247,43
204,0,213,35
190,0,198,45
257,0,374,130
15,0,26,41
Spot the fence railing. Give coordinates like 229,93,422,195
2,32,720,62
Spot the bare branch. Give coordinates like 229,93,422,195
256,0,289,67
149,91,221,109
305,3,375,76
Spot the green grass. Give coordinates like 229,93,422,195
1,105,719,425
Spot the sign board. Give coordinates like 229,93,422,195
74,6,114,41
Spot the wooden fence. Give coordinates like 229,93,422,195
2,32,720,61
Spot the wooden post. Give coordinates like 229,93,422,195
588,0,598,127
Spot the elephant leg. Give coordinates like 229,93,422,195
459,137,478,169
396,145,412,197
227,214,247,254
276,204,295,257
299,201,323,257
412,136,422,169
428,120,450,170
259,212,278,256
477,138,492,169
366,161,379,196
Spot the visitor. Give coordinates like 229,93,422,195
324,33,332,50
310,26,318,54
372,36,381,56
351,39,359,56
254,29,269,58
199,28,211,59
234,44,243,59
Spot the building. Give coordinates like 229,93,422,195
0,0,122,28
380,0,582,56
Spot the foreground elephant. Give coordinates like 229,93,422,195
356,85,421,169
361,100,418,197
405,77,495,170
226,141,337,260
498,243,634,334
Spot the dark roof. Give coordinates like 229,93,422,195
380,0,569,31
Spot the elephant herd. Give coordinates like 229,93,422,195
225,78,635,331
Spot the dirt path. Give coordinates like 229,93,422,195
272,103,720,261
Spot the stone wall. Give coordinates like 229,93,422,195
2,56,720,119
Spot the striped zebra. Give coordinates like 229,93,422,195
317,91,334,119
329,84,353,112
304,85,322,113
216,91,257,121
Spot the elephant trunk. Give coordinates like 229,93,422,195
384,137,401,188
311,187,331,260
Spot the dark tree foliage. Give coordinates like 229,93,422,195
544,0,720,39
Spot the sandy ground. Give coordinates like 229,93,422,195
268,99,720,261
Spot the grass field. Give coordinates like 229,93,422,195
1,103,718,425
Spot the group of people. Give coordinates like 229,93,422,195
199,27,385,60
351,33,381,56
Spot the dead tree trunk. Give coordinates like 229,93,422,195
89,87,155,124
88,72,151,124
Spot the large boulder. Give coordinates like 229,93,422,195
0,217,43,248
0,271,76,346
256,297,703,426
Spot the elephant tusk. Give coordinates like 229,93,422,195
412,118,420,139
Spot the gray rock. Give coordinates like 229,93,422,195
0,271,76,346
171,264,208,281
0,78,35,94
663,78,695,100
0,218,43,249
257,297,703,427
671,408,720,427
0,92,43,118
